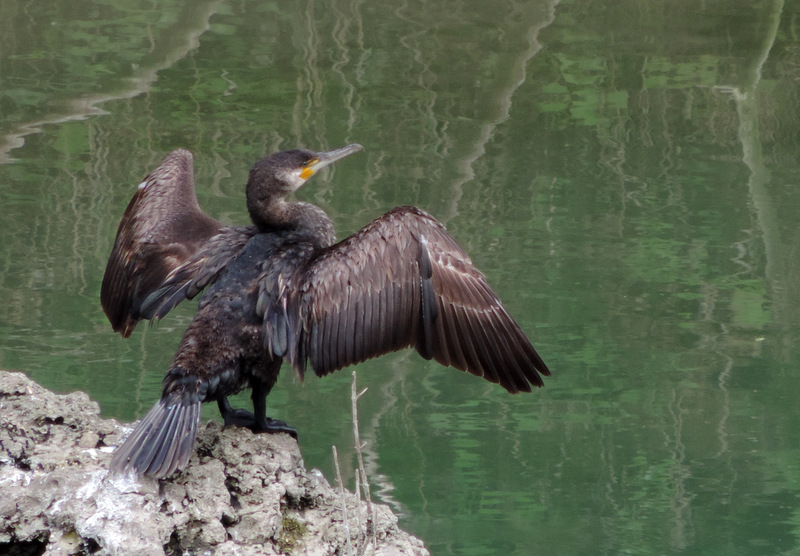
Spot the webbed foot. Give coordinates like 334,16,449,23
217,397,298,439
254,416,298,440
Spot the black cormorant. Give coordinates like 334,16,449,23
101,144,550,478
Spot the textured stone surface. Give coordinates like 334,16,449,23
0,371,428,555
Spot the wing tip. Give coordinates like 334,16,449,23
116,321,136,339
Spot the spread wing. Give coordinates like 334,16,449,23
100,149,224,337
285,206,550,393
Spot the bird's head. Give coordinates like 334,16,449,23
246,143,363,228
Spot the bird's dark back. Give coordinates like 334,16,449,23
198,231,317,339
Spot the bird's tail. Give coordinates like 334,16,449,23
109,397,201,479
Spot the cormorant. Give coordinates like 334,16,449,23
101,143,550,478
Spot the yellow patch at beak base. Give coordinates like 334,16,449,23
300,161,318,180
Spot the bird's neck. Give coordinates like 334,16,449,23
248,197,291,230
250,199,335,247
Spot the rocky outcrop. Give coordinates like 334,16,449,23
0,371,428,555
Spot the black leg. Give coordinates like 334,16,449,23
251,378,298,440
214,382,297,440
217,397,257,428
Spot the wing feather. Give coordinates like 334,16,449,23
345,294,357,365
286,206,550,393
453,304,480,371
100,149,223,337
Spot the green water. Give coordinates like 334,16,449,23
2,0,800,554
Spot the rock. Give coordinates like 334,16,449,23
0,371,429,556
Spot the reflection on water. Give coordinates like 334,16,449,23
2,0,800,554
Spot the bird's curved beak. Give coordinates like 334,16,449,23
300,143,364,180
